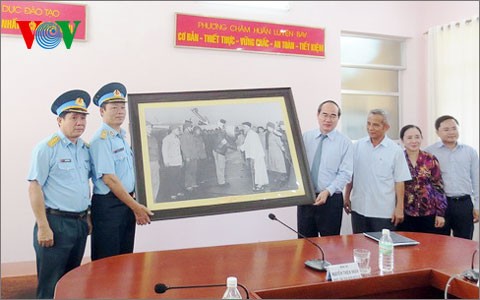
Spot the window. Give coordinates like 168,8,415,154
340,34,406,140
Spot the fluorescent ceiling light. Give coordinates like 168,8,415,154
202,1,290,11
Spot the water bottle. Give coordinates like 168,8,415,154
378,228,394,273
222,276,242,299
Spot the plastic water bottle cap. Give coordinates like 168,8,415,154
382,228,390,235
227,276,237,287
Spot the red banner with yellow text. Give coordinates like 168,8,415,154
1,1,86,40
175,13,325,58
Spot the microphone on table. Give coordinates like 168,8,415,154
154,282,250,298
268,213,330,271
462,249,479,283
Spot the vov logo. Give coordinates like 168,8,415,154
17,20,81,49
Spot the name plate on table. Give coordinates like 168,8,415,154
326,263,362,281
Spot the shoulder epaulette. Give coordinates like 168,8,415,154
83,140,90,148
47,135,60,147
100,130,108,140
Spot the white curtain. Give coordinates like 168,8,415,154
427,16,479,152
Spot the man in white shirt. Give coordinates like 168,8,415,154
299,100,353,237
240,122,269,191
162,125,183,200
344,109,411,233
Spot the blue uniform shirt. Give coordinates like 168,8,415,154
302,129,353,195
27,131,91,212
89,123,135,195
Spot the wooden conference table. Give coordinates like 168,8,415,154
55,232,479,299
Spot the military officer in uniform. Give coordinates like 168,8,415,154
89,82,153,261
27,89,92,299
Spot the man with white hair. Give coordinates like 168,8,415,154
344,109,411,233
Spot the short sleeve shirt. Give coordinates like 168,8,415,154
351,136,412,218
27,131,91,212
89,123,135,195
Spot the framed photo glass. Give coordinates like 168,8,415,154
128,87,314,220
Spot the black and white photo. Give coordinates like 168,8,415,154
128,88,314,220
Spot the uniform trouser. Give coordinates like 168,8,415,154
150,160,160,199
164,166,183,197
297,193,344,237
184,159,198,188
91,193,136,261
33,214,88,299
212,151,226,184
444,196,474,239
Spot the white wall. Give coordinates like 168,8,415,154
1,1,477,264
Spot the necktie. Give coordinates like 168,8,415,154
310,134,327,191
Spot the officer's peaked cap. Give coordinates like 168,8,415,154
51,89,91,115
93,82,127,107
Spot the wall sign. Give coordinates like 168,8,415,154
175,13,325,58
1,1,87,42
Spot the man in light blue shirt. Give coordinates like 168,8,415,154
344,109,411,233
425,115,479,239
298,100,353,237
89,82,153,261
27,89,92,298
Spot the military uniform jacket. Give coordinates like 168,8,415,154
27,131,91,212
89,123,135,195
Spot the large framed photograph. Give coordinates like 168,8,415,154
128,87,314,220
